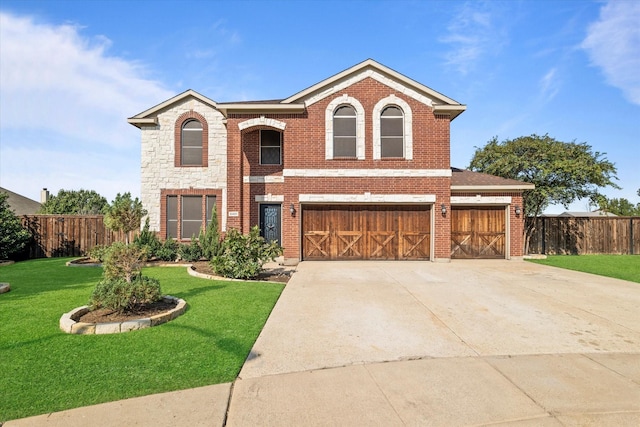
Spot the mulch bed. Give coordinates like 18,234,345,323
190,261,292,283
78,299,177,323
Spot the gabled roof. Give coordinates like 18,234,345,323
127,89,217,128
450,168,535,191
284,59,463,107
128,60,466,122
0,187,41,216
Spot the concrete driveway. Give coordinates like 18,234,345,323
240,260,640,378
229,260,640,426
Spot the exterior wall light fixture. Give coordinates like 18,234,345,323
441,203,447,215
290,203,295,215
515,205,521,216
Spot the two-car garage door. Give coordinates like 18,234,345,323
302,205,507,260
302,205,431,260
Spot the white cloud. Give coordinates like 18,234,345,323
539,68,560,102
439,1,508,75
0,12,174,148
0,11,175,202
581,0,640,105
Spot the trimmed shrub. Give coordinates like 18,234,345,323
134,218,162,258
156,238,178,261
210,226,282,279
178,238,203,262
87,245,110,262
89,276,162,313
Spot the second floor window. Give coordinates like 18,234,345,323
333,105,357,157
260,129,282,165
181,119,203,165
380,106,404,158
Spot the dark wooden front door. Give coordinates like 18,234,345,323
451,207,506,259
260,204,281,245
302,205,431,260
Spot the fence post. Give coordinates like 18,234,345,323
631,218,635,255
541,217,546,255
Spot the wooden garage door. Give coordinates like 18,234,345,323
451,207,506,259
303,205,431,260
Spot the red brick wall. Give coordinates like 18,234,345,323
225,77,454,260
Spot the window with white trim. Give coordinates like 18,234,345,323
372,95,413,160
260,129,281,165
333,105,357,157
325,95,365,160
380,106,404,158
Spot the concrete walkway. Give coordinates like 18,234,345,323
5,260,640,426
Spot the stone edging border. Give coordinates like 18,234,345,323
0,283,10,294
59,296,187,335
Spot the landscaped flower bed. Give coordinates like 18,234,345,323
59,295,187,334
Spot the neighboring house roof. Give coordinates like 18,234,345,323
557,211,618,217
450,168,535,191
0,187,41,216
128,59,467,128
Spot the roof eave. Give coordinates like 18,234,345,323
433,104,467,120
127,117,158,128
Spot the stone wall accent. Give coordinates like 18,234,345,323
140,96,227,232
59,296,186,335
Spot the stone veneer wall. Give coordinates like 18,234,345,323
140,98,227,232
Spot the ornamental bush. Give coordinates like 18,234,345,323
133,218,162,258
0,193,31,259
89,275,162,313
178,238,203,262
102,242,147,283
210,226,282,279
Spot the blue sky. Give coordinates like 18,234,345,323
1,0,638,213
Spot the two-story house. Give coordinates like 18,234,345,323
128,59,533,263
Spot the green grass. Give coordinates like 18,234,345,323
526,254,640,283
0,258,284,422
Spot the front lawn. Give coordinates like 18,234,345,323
526,254,640,283
0,258,284,422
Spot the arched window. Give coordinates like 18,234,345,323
333,105,357,157
373,95,413,160
181,119,203,165
380,106,404,158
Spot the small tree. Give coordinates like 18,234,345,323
0,193,31,259
104,193,147,244
38,189,108,214
469,134,619,253
199,206,221,260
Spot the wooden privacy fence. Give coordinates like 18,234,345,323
21,215,135,259
526,216,640,255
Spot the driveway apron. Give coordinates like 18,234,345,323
239,260,640,379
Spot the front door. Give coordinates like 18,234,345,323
260,204,281,245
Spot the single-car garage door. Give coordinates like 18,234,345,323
451,206,506,259
303,205,431,260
